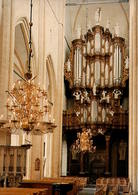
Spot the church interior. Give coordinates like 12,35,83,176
0,0,138,194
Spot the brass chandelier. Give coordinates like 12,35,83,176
4,0,54,134
6,77,52,134
72,128,96,153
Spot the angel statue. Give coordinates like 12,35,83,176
73,90,81,101
95,8,101,25
106,18,110,29
67,59,71,72
114,23,120,37
125,56,129,69
113,89,122,99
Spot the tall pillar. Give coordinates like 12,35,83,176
68,149,72,175
129,0,138,192
80,152,84,174
61,139,67,176
51,0,65,177
105,135,110,176
0,0,13,119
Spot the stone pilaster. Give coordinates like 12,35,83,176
51,0,65,177
80,152,84,174
129,0,138,192
105,135,110,175
0,0,12,119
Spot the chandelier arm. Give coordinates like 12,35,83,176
6,91,19,105
13,70,27,82
31,75,37,81
6,90,14,98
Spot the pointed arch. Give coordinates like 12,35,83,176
14,17,37,76
46,54,56,107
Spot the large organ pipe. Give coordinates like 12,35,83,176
105,63,108,85
95,33,100,53
91,100,98,122
86,64,90,86
114,46,116,83
95,61,100,85
91,101,93,122
76,47,78,83
81,108,83,123
110,71,113,86
116,45,119,84
82,57,85,87
83,107,87,123
101,77,104,87
74,49,76,84
79,49,82,82
105,40,109,53
91,63,94,87
119,47,122,82
82,72,85,87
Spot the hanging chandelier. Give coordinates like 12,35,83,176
72,128,96,153
5,77,52,134
4,0,54,134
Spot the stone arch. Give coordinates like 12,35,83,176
46,54,56,116
14,17,37,77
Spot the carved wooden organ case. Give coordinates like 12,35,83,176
64,25,129,134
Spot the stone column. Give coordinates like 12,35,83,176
61,139,67,176
51,0,65,177
129,0,138,192
68,149,72,175
0,0,13,118
80,152,84,174
105,135,110,176
30,0,45,180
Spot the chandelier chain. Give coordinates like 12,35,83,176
28,0,33,74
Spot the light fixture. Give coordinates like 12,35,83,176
72,128,96,153
4,0,55,134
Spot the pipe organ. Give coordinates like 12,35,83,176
65,26,127,90
64,24,129,133
64,8,129,177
